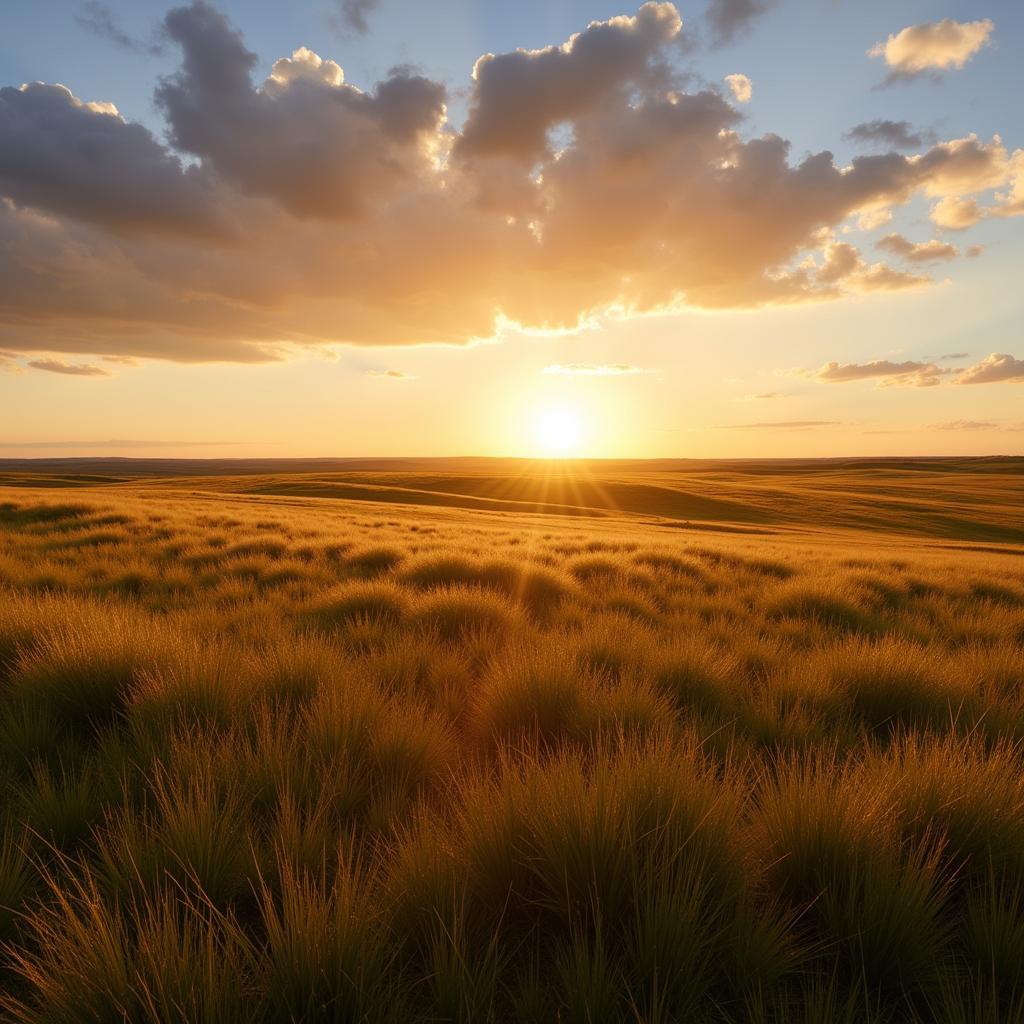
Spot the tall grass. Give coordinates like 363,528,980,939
1,483,1023,1019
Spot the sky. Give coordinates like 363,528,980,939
1,0,1022,459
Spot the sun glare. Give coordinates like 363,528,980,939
533,406,583,456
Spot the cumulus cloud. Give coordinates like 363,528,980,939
705,0,776,47
0,1,1020,364
844,120,928,151
955,353,1024,385
367,368,416,379
725,420,838,430
156,3,446,219
869,19,994,79
0,82,222,235
543,362,651,375
27,358,110,377
930,195,984,230
875,233,958,263
813,241,931,292
456,2,682,165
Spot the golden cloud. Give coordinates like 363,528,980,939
869,18,994,77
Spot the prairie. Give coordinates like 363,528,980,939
0,457,1022,1022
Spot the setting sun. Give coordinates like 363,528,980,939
533,406,584,455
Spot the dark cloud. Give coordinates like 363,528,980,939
156,1,445,219
367,368,416,379
456,2,683,164
75,1,163,55
940,352,969,360
844,119,928,151
0,82,223,236
27,358,110,377
705,0,777,47
335,0,380,35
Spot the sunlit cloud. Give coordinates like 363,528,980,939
27,358,110,377
954,353,1024,385
724,420,839,430
724,73,752,103
869,18,994,79
367,369,417,380
0,2,1020,365
929,419,999,431
875,233,958,263
795,352,1024,389
542,363,652,376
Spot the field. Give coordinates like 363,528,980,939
0,457,1023,1022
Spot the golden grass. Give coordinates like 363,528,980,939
0,471,1022,1020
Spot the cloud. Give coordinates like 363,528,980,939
0,2,1020,364
813,241,932,293
844,120,928,150
456,2,683,165
705,0,776,47
929,419,998,431
367,368,416,379
724,73,752,104
869,19,994,79
875,233,958,263
940,353,969,360
804,359,949,388
334,0,380,35
724,420,839,429
930,195,984,230
798,352,1024,388
955,353,1024,385
543,362,651,376
27,358,110,377
0,82,223,236
75,1,163,55
0,439,250,448
156,3,446,219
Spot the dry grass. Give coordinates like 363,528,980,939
0,472,1022,1021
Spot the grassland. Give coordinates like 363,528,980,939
0,458,1022,1022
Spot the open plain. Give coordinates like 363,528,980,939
0,457,1022,1021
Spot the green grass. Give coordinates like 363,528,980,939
0,470,1022,1020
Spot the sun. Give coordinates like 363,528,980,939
533,406,583,456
